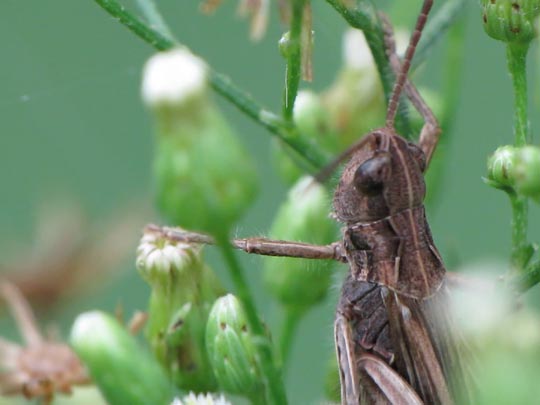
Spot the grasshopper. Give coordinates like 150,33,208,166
148,0,471,403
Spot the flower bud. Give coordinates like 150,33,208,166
272,90,337,184
142,48,208,111
278,31,293,59
481,0,540,44
142,49,259,235
263,176,337,311
70,311,172,405
514,145,540,202
136,231,223,392
205,294,263,398
486,145,518,189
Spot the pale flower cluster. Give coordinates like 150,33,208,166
136,231,198,275
171,392,231,405
141,48,208,107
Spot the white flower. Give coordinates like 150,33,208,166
171,392,231,405
343,28,409,71
136,230,199,276
141,48,208,107
293,90,319,120
342,29,374,71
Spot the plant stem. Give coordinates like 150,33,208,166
283,0,306,122
279,307,303,368
506,43,530,274
507,43,530,147
134,0,175,42
215,232,287,405
93,0,327,170
509,193,529,272
513,259,540,292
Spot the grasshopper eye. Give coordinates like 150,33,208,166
353,154,391,195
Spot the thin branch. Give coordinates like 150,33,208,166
506,43,530,274
93,0,327,170
513,259,540,292
134,0,175,42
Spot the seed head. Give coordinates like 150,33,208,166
481,0,540,44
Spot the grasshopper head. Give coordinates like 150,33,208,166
333,129,426,224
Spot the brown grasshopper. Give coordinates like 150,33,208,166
148,0,471,403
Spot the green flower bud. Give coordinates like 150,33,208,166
205,294,263,399
272,90,338,184
278,31,293,59
70,311,172,405
136,231,223,392
514,145,540,202
142,48,259,235
486,145,518,189
481,0,540,44
263,176,337,311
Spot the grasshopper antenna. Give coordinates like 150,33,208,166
385,0,433,128
314,0,434,184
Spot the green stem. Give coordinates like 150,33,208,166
325,0,412,138
93,0,327,170
279,307,303,368
215,232,287,405
507,43,530,147
506,43,530,274
513,259,540,292
509,193,529,272
283,0,306,122
134,0,175,42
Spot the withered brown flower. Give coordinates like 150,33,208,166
0,282,90,404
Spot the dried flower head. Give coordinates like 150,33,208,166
0,282,89,404
200,0,270,41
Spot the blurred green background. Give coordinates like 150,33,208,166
0,0,539,404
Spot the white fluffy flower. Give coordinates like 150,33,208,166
342,29,374,71
171,392,231,405
142,48,208,107
343,28,409,71
136,230,199,275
